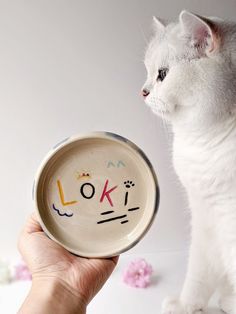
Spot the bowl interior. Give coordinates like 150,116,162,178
36,135,158,257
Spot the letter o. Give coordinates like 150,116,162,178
80,183,95,199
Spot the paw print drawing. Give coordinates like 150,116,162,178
124,180,135,188
124,180,135,206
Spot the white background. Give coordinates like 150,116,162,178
0,0,234,259
0,1,235,313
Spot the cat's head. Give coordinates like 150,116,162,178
142,11,236,128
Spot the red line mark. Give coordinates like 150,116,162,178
100,179,118,207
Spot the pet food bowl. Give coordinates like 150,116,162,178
34,132,159,258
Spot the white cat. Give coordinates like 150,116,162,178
143,10,236,314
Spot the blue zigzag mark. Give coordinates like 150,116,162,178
52,204,74,217
117,160,126,167
107,161,115,168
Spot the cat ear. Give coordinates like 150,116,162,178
179,10,220,55
153,16,166,33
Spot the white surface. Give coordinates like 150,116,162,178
0,2,234,313
0,252,222,314
0,0,184,260
1,0,236,260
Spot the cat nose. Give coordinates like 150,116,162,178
142,89,150,98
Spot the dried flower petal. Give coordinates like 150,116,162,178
14,261,32,281
123,258,153,288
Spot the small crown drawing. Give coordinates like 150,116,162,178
77,172,91,179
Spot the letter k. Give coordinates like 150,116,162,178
100,179,118,207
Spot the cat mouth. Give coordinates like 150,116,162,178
147,98,170,115
152,107,170,115
145,97,176,117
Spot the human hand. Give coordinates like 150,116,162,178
18,212,119,313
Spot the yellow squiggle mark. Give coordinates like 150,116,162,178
57,180,78,206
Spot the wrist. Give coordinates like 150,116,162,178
18,277,87,314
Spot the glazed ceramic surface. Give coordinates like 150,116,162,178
34,132,159,257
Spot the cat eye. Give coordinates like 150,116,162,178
157,68,168,82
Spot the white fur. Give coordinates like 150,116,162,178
143,10,236,314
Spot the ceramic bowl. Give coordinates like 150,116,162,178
34,132,159,258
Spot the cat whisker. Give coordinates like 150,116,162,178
154,96,171,140
138,23,149,45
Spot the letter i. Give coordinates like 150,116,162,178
124,191,128,206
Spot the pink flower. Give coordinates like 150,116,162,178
14,262,32,281
123,258,153,288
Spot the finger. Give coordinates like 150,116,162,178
18,212,46,255
111,255,119,265
87,255,120,270
103,255,119,267
22,212,43,235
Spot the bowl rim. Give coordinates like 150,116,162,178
33,131,160,257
